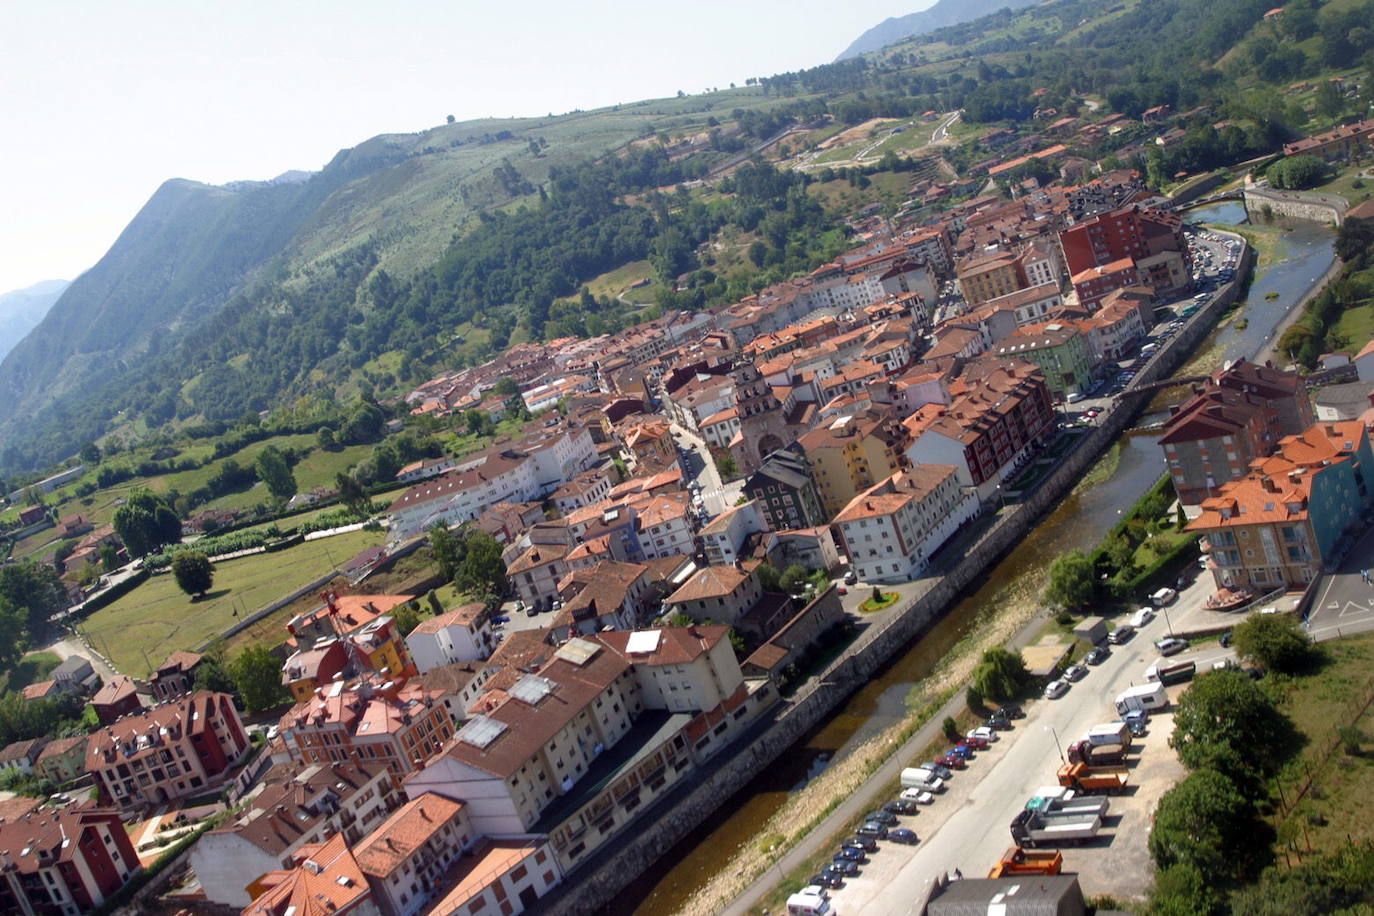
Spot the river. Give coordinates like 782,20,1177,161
616,203,1336,916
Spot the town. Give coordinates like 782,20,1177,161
4,35,1374,916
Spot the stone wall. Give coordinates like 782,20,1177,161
534,242,1257,914
1244,187,1349,226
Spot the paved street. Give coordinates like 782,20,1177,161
828,612,1223,913
1307,524,1374,642
669,422,740,517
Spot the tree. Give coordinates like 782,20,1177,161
429,524,465,582
391,602,422,636
1149,768,1259,879
1148,864,1224,916
492,377,520,397
172,552,214,599
79,442,102,465
335,472,373,518
255,445,298,504
229,646,291,713
1171,669,1292,787
1232,612,1314,673
112,490,181,557
98,543,120,572
779,564,809,594
192,652,237,695
0,598,25,671
457,530,507,596
972,647,1028,701
715,452,738,479
342,401,385,445
1268,154,1330,190
316,426,337,450
755,563,782,592
0,561,65,639
1043,550,1095,611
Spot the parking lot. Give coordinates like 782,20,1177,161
822,604,1200,913
1306,524,1374,642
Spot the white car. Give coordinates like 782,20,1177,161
1151,587,1178,605
900,787,936,805
1130,607,1155,628
967,726,999,743
1044,679,1070,699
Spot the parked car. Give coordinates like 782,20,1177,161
856,822,889,839
884,798,920,815
1155,636,1190,656
491,615,510,625
1151,587,1178,606
827,858,859,876
968,726,999,743
986,713,1012,731
846,834,879,851
834,846,866,863
1064,664,1089,682
1130,607,1155,628
888,828,919,845
865,810,898,826
900,787,935,805
1085,646,1110,665
921,762,954,780
1107,624,1136,645
960,734,987,752
837,587,848,596
1044,679,1070,699
939,751,966,770
843,571,858,585
950,741,975,758
996,705,1024,720
810,871,844,889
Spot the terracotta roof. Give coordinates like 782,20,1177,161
420,838,544,914
834,466,960,523
241,834,370,916
410,602,486,635
597,626,729,666
353,793,466,878
485,629,557,672
666,565,750,603
35,734,87,763
210,762,387,857
155,650,203,677
21,679,59,700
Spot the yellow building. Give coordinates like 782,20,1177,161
798,411,908,517
956,252,1024,305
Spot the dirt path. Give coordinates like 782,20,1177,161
44,634,120,683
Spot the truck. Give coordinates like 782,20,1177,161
1085,722,1133,749
1057,761,1130,795
1024,788,1111,820
1115,682,1169,716
787,886,835,915
987,846,1063,878
1145,659,1196,685
1009,807,1103,848
900,767,945,792
1067,738,1127,766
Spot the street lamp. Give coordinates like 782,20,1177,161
1046,725,1066,764
1161,603,1175,637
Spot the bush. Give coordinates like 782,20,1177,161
942,716,960,741
1232,613,1315,673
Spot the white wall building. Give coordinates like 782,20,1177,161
833,467,979,583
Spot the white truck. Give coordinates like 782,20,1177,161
901,766,946,793
1115,682,1168,716
1085,722,1133,748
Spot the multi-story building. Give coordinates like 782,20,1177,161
553,561,655,637
632,492,696,560
1191,421,1374,591
405,602,496,673
1059,204,1189,302
403,627,768,874
0,802,141,916
743,447,827,531
33,736,88,785
833,467,979,583
148,650,203,702
348,793,474,916
664,565,764,626
1160,360,1314,505
699,500,769,566
903,362,1056,498
956,252,1025,305
508,544,572,611
797,411,908,517
982,283,1065,327
1283,117,1374,162
276,678,455,790
192,761,400,906
85,692,250,811
989,322,1094,397
89,675,141,726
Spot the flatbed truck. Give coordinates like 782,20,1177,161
988,846,1063,878
1009,808,1103,848
1057,761,1129,794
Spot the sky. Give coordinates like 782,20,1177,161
0,0,932,295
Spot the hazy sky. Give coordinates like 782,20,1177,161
0,0,930,295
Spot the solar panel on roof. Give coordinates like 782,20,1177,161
554,638,600,666
508,674,556,705
456,715,507,749
625,630,662,655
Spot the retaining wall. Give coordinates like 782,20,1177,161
527,244,1259,914
1244,187,1349,226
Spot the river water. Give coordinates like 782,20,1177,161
617,203,1336,916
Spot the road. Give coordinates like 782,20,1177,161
669,422,738,518
1306,523,1374,642
828,614,1226,912
930,111,960,145
43,634,120,683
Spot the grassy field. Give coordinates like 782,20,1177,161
583,259,660,305
0,651,62,695
1268,633,1374,857
807,170,913,216
79,528,386,677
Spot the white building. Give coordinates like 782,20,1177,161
833,466,979,583
699,500,769,566
406,602,497,672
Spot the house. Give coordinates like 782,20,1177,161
409,837,564,916
281,640,353,703
990,322,1094,398
286,594,415,649
956,251,1025,305
663,564,763,626
632,492,696,561
1191,420,1374,592
275,676,455,790
20,679,64,702
395,455,457,484
49,655,99,694
742,447,827,531
924,875,1087,916
149,650,204,702
0,738,48,776
1313,380,1374,422
833,467,979,584
90,674,142,725
797,411,909,516
1355,336,1374,383
86,692,251,810
1282,117,1374,162
405,602,496,672
552,561,655,638
1160,360,1314,505
762,526,842,574
410,660,492,725
0,802,142,916
699,500,769,566
34,735,89,784
191,761,400,906
508,544,573,612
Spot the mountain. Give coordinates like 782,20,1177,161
837,0,1043,59
0,279,69,362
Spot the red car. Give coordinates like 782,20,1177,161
962,734,989,751
940,751,966,770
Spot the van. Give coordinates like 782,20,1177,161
901,767,945,792
787,887,833,916
1066,392,1085,404
1115,682,1168,715
1151,587,1178,606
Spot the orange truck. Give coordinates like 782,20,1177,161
987,846,1064,878
1057,761,1129,795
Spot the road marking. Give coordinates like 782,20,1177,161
1340,601,1373,618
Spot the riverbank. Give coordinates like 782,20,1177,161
1256,252,1345,365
